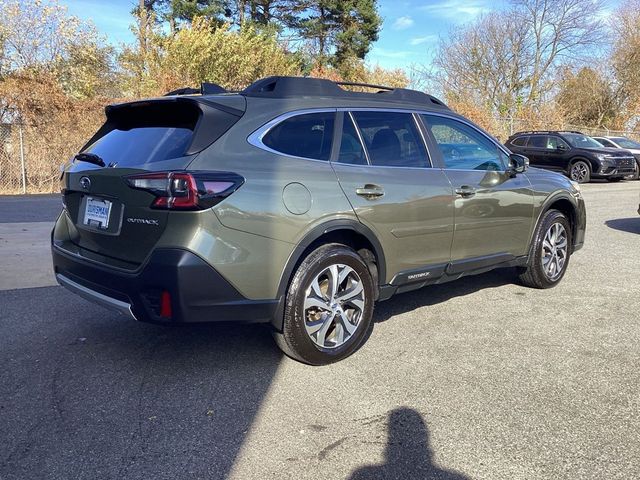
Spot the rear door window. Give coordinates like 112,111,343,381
338,114,368,165
527,136,547,149
263,112,335,161
350,111,429,168
511,136,528,147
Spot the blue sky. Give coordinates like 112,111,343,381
61,0,619,70
373,0,505,69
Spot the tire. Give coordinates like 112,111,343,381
607,177,624,182
569,160,591,183
632,163,640,180
518,210,572,289
273,243,375,365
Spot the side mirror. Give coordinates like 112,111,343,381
508,153,529,176
557,143,568,151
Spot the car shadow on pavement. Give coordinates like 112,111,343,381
2,270,513,480
373,267,520,324
0,286,282,480
349,407,469,480
605,217,640,234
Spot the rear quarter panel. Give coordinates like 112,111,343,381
186,102,358,299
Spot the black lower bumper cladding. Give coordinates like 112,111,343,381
52,246,279,324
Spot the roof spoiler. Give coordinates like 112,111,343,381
164,82,227,96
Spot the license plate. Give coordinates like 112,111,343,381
83,197,112,229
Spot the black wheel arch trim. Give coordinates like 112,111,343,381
527,192,584,262
272,219,386,330
568,156,596,172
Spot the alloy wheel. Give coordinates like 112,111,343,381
541,222,568,281
303,264,365,349
570,162,589,182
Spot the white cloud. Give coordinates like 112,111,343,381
419,0,491,21
369,47,413,59
410,35,437,46
392,16,415,30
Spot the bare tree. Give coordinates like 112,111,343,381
514,0,607,103
556,66,620,127
433,12,530,115
612,0,640,127
431,0,606,116
0,0,95,73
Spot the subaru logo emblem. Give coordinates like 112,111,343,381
79,176,91,190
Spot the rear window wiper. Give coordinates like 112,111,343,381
74,152,105,167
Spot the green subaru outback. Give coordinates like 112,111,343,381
52,76,586,365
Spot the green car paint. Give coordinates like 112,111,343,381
52,77,586,330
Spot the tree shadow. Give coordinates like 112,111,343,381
349,407,470,480
374,267,520,323
605,217,640,234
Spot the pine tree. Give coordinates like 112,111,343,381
289,0,381,69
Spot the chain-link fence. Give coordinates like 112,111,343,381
491,116,640,143
0,123,28,194
2,117,639,195
0,123,69,194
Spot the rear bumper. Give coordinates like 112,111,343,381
56,273,138,320
52,245,280,324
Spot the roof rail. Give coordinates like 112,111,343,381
164,82,227,96
513,131,553,135
241,76,448,109
514,130,585,136
336,81,393,91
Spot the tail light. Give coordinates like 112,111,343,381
125,171,244,210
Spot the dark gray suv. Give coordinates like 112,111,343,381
52,76,586,364
506,131,636,183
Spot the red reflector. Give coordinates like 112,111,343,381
160,290,172,318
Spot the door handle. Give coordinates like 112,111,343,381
455,186,476,198
356,184,385,199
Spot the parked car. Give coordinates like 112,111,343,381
505,131,636,183
592,136,640,180
52,76,586,365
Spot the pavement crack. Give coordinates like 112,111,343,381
318,436,349,461
116,338,163,478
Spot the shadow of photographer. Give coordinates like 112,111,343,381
349,407,470,480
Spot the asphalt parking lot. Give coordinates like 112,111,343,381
1,182,639,480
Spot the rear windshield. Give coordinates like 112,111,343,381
86,127,193,165
84,101,209,166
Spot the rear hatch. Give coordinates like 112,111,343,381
61,95,246,266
